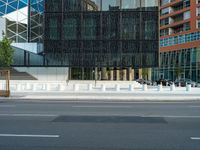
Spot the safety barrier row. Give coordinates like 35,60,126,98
0,82,193,92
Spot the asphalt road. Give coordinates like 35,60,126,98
0,99,200,150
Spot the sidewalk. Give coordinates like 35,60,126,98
1,80,200,101
1,89,200,101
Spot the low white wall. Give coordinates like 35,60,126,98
14,67,69,81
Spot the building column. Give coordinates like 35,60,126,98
110,68,114,81
122,69,127,81
148,68,152,81
101,67,108,80
116,69,120,81
128,67,133,81
132,69,135,80
139,68,142,79
95,67,98,81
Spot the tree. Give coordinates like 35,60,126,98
0,35,14,68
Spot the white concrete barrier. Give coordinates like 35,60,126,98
88,84,93,91
101,84,106,92
186,84,191,92
58,84,65,91
74,84,79,91
129,84,134,92
25,83,33,91
143,84,147,91
170,83,175,91
115,84,120,92
158,84,163,92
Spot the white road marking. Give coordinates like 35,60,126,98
72,105,132,108
191,137,200,140
189,106,200,108
0,134,59,138
0,105,16,108
0,114,57,117
140,115,200,118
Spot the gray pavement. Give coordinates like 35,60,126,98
0,99,200,149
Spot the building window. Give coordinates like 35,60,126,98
183,22,190,31
160,29,169,36
160,18,169,26
184,11,190,20
197,20,200,28
183,0,190,8
161,7,169,16
197,7,200,16
196,0,200,4
49,18,59,40
121,0,140,10
161,0,169,6
102,0,120,11
160,31,200,47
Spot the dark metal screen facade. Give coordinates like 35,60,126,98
44,0,159,68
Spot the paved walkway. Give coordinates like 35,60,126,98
1,88,200,101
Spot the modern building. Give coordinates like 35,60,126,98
0,0,159,81
153,0,200,82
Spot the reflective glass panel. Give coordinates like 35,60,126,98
102,0,120,11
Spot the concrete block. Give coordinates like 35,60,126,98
129,84,134,92
143,84,147,91
115,84,120,92
158,84,163,92
186,84,191,92
74,84,79,92
101,84,106,92
170,84,175,91
88,84,93,91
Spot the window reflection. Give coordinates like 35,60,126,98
102,0,120,11
141,0,158,11
121,0,140,10
83,0,101,11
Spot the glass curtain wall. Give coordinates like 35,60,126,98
44,0,159,68
152,47,200,82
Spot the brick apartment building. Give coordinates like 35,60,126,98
153,0,200,82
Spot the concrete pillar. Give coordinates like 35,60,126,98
98,70,101,80
101,67,108,80
116,69,120,81
132,69,135,80
128,67,133,81
139,69,142,79
95,67,98,81
110,69,114,81
148,68,152,81
122,69,127,81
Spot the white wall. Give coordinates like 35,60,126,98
14,67,69,81
0,17,6,40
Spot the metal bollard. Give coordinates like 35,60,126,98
158,84,163,92
115,84,120,92
88,84,93,91
170,83,175,91
73,84,79,91
143,84,147,91
101,84,106,92
186,84,191,92
129,84,134,92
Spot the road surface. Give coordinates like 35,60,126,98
0,99,200,150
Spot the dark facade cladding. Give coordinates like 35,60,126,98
44,0,159,68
